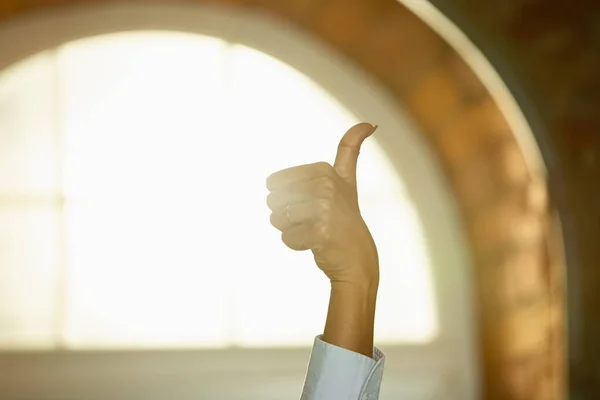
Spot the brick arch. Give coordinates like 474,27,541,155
420,1,600,398
0,0,568,399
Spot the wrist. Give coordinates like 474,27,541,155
330,278,379,317
331,279,379,297
324,277,378,358
330,268,379,295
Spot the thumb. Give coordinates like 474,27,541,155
333,122,377,185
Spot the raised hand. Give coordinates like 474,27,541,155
266,122,379,287
266,122,380,358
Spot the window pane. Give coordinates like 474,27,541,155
0,50,61,350
226,45,358,175
363,199,438,342
63,201,231,348
58,32,232,348
232,211,331,347
0,51,58,194
0,209,60,349
58,32,229,198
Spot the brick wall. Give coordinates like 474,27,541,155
428,1,599,397
0,0,581,398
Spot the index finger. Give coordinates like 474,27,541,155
266,162,334,191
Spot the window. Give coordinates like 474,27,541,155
0,31,437,350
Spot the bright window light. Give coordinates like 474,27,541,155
0,31,437,350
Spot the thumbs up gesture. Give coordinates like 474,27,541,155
266,123,379,287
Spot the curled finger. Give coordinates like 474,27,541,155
281,224,311,251
270,202,313,231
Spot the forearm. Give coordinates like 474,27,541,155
322,274,379,358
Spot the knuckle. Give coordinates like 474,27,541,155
267,191,285,211
314,221,332,243
281,231,304,251
266,174,276,191
281,232,293,249
315,161,334,175
266,193,275,209
269,212,279,228
316,198,332,217
317,176,336,198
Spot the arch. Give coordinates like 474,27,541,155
0,0,570,398
0,2,478,399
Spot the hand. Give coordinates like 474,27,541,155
266,123,379,287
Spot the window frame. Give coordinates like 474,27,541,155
0,3,478,399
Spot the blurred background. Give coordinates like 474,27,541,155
0,1,598,399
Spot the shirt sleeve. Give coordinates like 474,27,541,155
301,335,385,400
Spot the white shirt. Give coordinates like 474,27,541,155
302,336,385,400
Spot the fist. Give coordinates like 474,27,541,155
266,123,379,286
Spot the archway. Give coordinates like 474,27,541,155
0,1,567,399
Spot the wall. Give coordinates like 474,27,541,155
426,1,600,398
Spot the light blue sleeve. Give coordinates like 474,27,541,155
301,335,385,400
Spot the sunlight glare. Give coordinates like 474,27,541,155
0,31,438,349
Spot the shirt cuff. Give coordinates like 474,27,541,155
301,335,385,400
